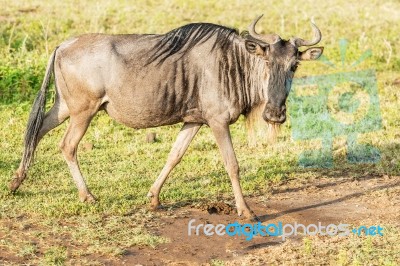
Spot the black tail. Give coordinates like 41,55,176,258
20,49,57,173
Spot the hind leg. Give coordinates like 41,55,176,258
59,110,97,202
37,99,69,140
10,98,69,192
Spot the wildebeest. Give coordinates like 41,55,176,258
10,15,323,220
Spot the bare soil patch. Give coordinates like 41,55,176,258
0,175,398,265
124,175,400,265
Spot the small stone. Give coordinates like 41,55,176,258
146,132,157,143
81,142,94,151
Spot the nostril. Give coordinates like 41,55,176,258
263,104,287,123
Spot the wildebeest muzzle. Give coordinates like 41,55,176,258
263,103,286,124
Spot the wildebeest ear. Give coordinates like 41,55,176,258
299,47,324,60
245,40,268,56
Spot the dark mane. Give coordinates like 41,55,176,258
147,23,238,65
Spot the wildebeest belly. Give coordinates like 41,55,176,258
102,98,186,129
103,71,203,128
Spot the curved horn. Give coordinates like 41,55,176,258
248,14,264,40
248,15,281,44
290,19,321,47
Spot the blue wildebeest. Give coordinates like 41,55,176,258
10,15,323,220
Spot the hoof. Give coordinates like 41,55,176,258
238,208,260,222
9,177,22,193
149,204,165,211
147,191,162,210
149,199,164,211
9,173,26,193
9,180,20,193
79,192,97,203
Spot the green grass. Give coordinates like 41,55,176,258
1,0,400,103
0,0,399,264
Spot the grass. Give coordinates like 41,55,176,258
229,227,400,265
0,0,399,264
1,0,400,103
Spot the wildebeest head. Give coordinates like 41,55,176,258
243,15,324,124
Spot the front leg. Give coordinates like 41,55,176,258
209,121,258,220
147,122,202,209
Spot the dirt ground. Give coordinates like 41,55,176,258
1,174,398,265
121,174,400,265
